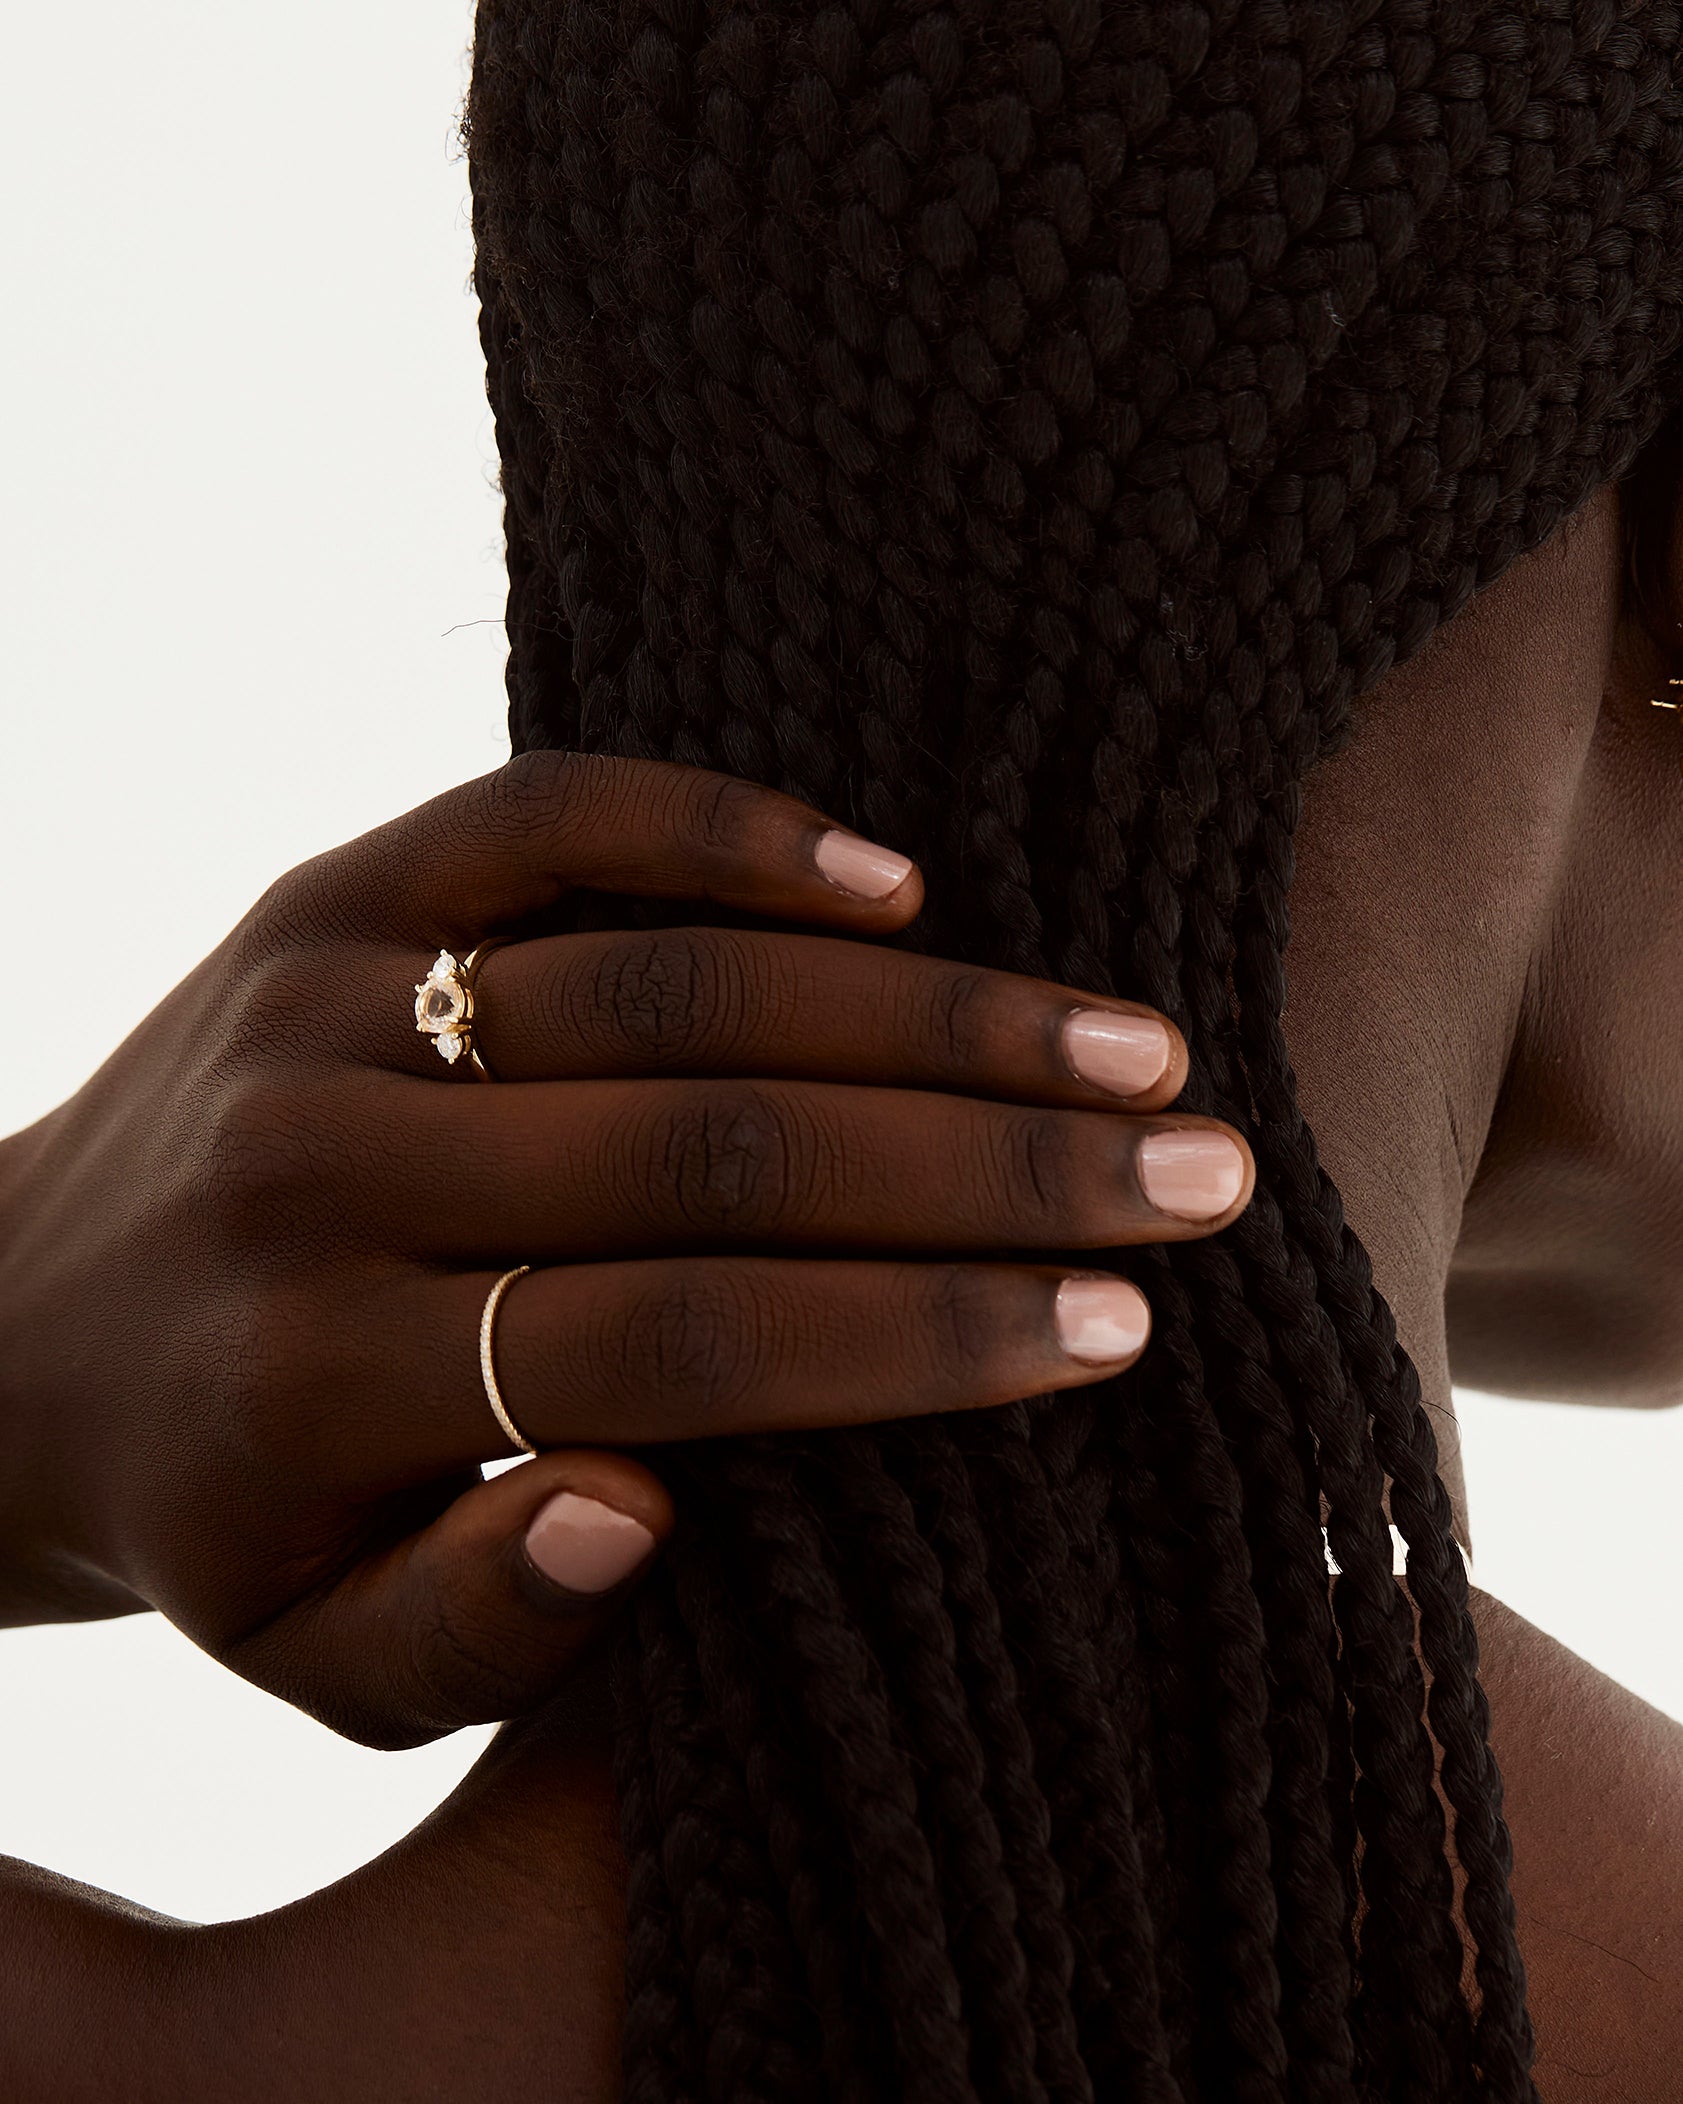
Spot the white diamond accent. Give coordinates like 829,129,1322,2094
434,1028,465,1064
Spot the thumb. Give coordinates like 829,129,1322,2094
253,1452,673,1749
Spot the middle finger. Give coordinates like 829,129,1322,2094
367,1075,1255,1262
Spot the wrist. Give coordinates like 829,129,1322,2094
0,1119,144,1626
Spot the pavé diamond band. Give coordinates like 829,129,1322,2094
413,939,507,1078
480,1265,537,1455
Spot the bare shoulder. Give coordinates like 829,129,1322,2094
1476,1589,1683,2100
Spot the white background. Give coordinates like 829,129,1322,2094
4,0,1681,1925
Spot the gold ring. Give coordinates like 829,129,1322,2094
480,1265,536,1454
413,940,508,1079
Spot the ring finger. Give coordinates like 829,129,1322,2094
337,1258,1154,1486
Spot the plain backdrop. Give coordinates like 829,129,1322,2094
4,0,1682,1926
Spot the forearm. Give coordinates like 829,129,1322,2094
0,1854,205,2103
0,1678,625,2103
243,1704,626,2104
1475,1587,1683,2098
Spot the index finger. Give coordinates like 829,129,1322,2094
290,751,924,945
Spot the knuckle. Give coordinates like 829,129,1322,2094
213,1277,332,1478
220,952,335,1066
195,1076,317,1236
193,1074,356,1250
471,748,590,857
683,769,767,856
656,1084,811,1235
475,752,773,877
989,1109,1073,1231
240,851,344,953
620,1266,764,1425
918,1265,1001,1383
406,1596,532,1728
325,1712,436,1755
591,930,738,1067
922,967,994,1068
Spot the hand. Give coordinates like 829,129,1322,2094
0,751,1252,1746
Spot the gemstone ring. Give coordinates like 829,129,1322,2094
413,941,506,1079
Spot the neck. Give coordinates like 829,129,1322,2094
1282,488,1619,1540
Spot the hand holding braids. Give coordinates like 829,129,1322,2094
469,0,1683,2092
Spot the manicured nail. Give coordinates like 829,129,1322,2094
1055,1276,1152,1364
524,1492,656,1595
814,828,915,900
1137,1130,1248,1221
1061,1008,1172,1097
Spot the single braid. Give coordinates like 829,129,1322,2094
624,1584,812,2102
818,1435,1054,2103
900,1417,1116,2102
670,1525,886,2102
469,0,1683,2093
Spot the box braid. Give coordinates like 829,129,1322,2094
466,0,1683,2093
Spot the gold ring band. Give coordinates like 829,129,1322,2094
480,1265,536,1455
413,939,511,1079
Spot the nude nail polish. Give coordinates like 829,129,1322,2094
525,1492,656,1595
814,828,915,900
1054,1276,1152,1364
1137,1130,1248,1221
1062,1008,1172,1097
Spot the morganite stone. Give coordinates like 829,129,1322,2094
414,951,467,1034
417,982,465,1027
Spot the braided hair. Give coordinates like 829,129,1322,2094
467,0,1683,2094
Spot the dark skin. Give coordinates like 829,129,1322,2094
1288,474,1683,2098
0,753,1252,1740
4,473,1683,2096
0,748,1255,2091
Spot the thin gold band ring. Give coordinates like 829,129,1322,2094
480,1265,536,1455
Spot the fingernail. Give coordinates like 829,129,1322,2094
1061,1008,1172,1097
524,1492,656,1595
1137,1130,1248,1221
1055,1276,1152,1364
814,828,915,900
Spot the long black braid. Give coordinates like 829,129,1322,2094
466,0,1683,2093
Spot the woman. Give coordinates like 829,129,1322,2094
5,0,1683,2096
